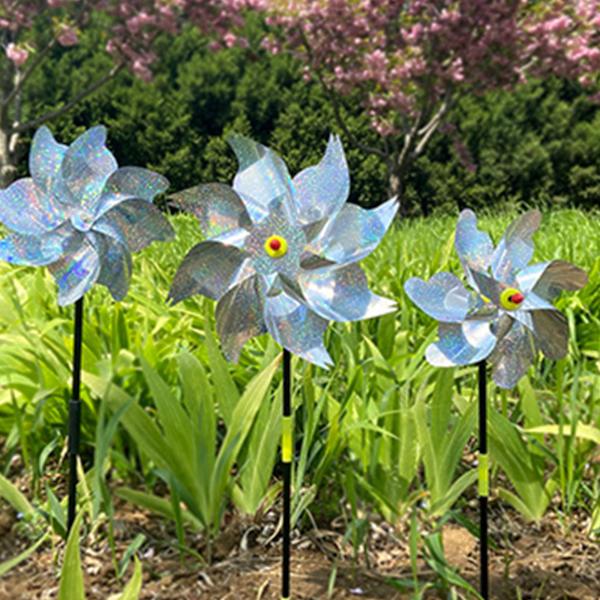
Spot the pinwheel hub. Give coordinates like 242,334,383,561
264,235,288,258
500,288,525,310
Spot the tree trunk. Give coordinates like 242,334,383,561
0,127,18,189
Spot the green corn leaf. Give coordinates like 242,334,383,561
58,512,85,600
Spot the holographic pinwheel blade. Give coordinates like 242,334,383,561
170,183,252,238
404,272,472,323
491,210,541,283
292,134,349,225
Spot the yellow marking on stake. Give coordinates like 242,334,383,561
478,453,489,497
282,416,293,463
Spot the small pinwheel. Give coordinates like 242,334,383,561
168,134,398,367
0,126,174,305
405,210,587,388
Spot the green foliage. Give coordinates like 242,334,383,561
0,210,597,594
19,17,599,214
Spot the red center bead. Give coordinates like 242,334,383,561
269,239,281,251
509,292,524,304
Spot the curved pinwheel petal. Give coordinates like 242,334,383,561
94,167,169,219
490,320,536,389
455,210,494,281
404,272,473,323
93,199,174,252
491,210,541,284
264,292,333,368
61,126,117,207
91,233,132,301
48,234,101,306
517,260,588,300
229,134,294,223
426,321,496,367
171,183,252,238
530,309,569,360
29,126,67,193
0,227,69,266
299,264,396,322
309,197,398,265
292,134,349,225
215,275,266,362
168,241,252,304
0,178,66,235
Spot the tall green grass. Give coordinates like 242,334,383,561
0,209,598,581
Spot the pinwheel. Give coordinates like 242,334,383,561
404,209,587,599
0,125,174,530
168,133,398,599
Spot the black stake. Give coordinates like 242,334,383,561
281,350,292,599
478,360,489,599
67,296,84,532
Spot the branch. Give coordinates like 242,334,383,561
298,29,388,160
10,63,123,134
414,95,451,156
3,2,92,108
2,37,58,108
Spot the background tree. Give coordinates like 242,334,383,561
0,0,257,186
266,0,600,211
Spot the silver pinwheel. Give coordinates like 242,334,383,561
0,125,174,305
404,209,588,388
168,134,398,367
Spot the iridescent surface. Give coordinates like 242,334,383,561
404,210,587,389
0,125,174,305
169,134,398,367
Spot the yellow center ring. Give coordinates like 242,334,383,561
500,288,525,311
264,235,288,258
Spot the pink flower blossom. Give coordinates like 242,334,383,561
6,43,28,67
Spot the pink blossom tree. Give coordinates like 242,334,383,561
0,0,256,186
266,0,600,205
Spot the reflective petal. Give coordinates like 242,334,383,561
264,291,333,368
310,197,398,265
215,275,266,362
0,227,69,266
95,167,169,219
48,233,100,306
455,210,494,281
292,134,349,225
171,183,251,238
61,126,118,208
517,260,588,301
229,134,294,222
467,268,504,305
426,321,496,367
404,272,472,323
168,241,252,304
490,320,537,389
93,199,174,252
29,126,67,193
91,232,132,301
530,309,569,360
0,178,66,234
491,210,541,283
299,264,396,322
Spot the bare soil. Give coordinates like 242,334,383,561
0,490,598,600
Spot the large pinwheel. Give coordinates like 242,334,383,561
0,125,173,531
404,209,587,599
168,134,398,367
405,209,587,389
168,134,397,600
0,125,173,305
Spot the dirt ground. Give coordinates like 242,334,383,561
0,490,598,600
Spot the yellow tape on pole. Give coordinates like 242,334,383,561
282,416,293,463
478,453,489,497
